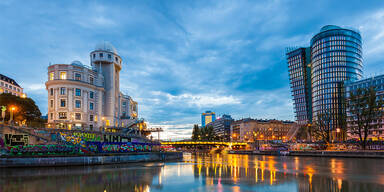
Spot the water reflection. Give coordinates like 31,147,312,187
1,154,384,192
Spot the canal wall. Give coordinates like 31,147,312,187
0,152,182,167
229,150,384,158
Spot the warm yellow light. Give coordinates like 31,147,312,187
336,128,340,133
21,94,26,98
60,72,67,80
11,107,16,111
49,72,54,80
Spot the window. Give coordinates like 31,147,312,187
75,113,81,120
75,100,81,108
60,87,66,95
90,91,94,99
99,53,103,57
5,84,8,88
60,72,67,79
93,54,96,59
106,120,110,126
49,72,54,80
58,112,67,119
75,88,81,96
75,73,81,81
115,57,118,62
90,76,94,85
122,102,126,107
50,88,54,96
108,54,111,59
0,82,3,86
9,85,12,90
50,100,53,108
90,102,94,110
17,88,20,92
90,115,94,121
50,113,53,120
60,99,66,107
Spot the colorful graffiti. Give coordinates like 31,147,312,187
86,141,156,153
4,134,29,146
8,145,79,155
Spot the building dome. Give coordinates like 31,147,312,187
320,25,341,32
71,60,83,66
94,41,118,55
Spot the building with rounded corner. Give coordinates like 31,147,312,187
310,25,363,130
46,42,138,131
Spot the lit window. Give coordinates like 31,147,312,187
75,113,81,120
49,72,54,80
75,100,81,108
75,73,81,81
59,112,67,119
60,72,67,79
75,88,81,96
106,120,110,126
60,87,66,95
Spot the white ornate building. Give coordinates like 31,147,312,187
45,42,138,131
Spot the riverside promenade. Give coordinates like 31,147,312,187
229,150,384,158
0,151,182,167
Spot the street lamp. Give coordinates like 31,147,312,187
9,106,16,125
336,128,341,141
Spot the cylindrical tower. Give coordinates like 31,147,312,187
90,42,122,127
310,25,363,130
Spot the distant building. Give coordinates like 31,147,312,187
201,111,216,127
230,118,297,142
345,75,384,140
206,114,233,141
0,74,26,98
286,47,312,125
45,42,138,131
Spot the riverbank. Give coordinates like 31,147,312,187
229,150,384,158
0,152,182,167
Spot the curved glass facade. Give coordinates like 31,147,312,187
310,25,363,129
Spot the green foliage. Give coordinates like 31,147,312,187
347,87,384,149
0,93,43,126
191,124,200,141
191,124,218,141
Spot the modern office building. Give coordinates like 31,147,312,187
287,25,363,133
230,118,297,142
0,74,26,98
345,75,384,140
206,114,233,141
311,25,363,130
45,42,138,130
201,111,216,127
286,47,312,125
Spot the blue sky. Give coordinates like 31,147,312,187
2,0,384,139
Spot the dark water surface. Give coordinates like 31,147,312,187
1,153,384,192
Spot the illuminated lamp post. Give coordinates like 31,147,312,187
9,106,16,125
102,117,105,132
336,128,340,142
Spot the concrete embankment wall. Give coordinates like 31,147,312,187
0,152,183,167
229,150,384,158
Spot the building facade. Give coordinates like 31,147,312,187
230,118,297,142
310,25,363,130
206,114,233,141
286,47,312,125
0,74,26,97
45,42,138,130
201,111,216,127
345,75,384,140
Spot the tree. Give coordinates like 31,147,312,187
0,93,43,126
191,124,200,141
313,110,332,144
347,87,383,149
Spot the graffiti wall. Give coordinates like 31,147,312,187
4,134,29,146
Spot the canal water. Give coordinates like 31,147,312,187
1,153,384,192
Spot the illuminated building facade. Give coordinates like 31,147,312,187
0,74,26,98
201,111,216,127
345,75,384,140
230,118,297,142
45,42,138,130
206,114,233,141
286,47,312,125
311,25,363,131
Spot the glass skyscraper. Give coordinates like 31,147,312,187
287,25,363,131
310,25,363,130
201,111,216,127
286,47,312,125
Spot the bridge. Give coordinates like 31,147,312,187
161,141,247,147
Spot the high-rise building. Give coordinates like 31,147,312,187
310,25,362,130
201,111,216,127
345,75,384,140
0,74,26,98
287,25,363,132
286,47,312,125
45,42,138,130
206,114,233,141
